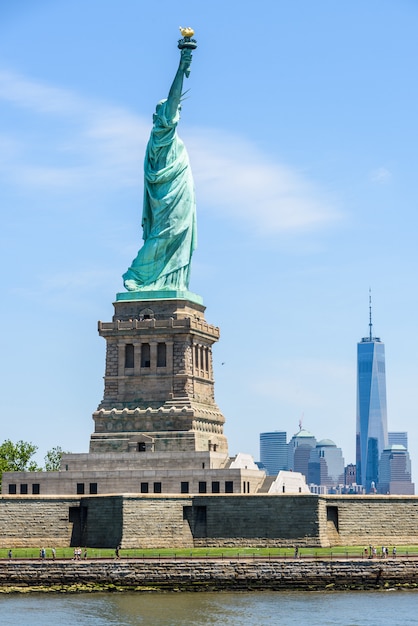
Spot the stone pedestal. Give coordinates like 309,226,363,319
90,294,228,454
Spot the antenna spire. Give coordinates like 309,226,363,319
369,288,373,341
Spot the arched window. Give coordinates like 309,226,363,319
157,342,166,367
125,343,134,368
141,343,150,368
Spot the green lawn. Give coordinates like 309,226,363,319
1,546,417,560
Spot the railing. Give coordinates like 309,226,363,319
1,547,415,561
98,318,219,337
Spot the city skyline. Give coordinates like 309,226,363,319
259,423,414,494
1,3,418,478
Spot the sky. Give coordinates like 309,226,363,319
1,1,418,480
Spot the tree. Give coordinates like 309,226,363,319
44,446,69,471
0,439,40,485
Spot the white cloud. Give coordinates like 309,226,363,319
0,69,341,233
84,110,149,186
186,129,341,234
10,267,120,312
370,167,392,183
0,133,20,157
0,69,150,190
17,165,87,187
0,69,87,115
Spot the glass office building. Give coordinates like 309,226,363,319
356,305,388,491
259,431,288,476
388,431,408,449
379,444,414,495
308,439,345,488
287,429,317,479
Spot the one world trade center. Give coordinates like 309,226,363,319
356,295,388,492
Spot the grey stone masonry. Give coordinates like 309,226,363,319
2,494,418,549
319,495,418,546
1,453,266,498
93,297,228,454
0,497,81,547
1,559,418,591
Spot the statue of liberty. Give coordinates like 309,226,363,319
123,30,197,292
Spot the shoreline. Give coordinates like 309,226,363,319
0,558,417,593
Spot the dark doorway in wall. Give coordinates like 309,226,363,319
193,505,207,538
326,505,339,532
69,506,88,546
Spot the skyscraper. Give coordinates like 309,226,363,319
259,431,288,476
388,431,408,449
308,439,345,488
356,294,388,491
288,428,317,480
379,445,414,495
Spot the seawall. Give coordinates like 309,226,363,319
3,494,418,549
0,558,417,592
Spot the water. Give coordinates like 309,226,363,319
1,590,418,625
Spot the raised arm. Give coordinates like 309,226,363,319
165,49,192,121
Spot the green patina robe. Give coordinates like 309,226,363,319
123,100,197,291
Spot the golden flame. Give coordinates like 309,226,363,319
179,26,194,38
